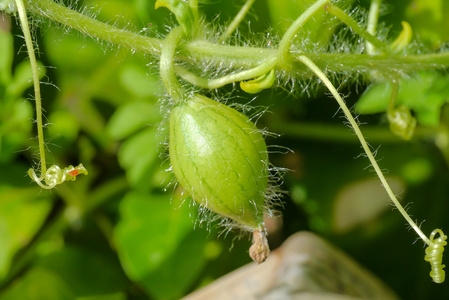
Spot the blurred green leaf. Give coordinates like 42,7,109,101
141,230,209,299
0,28,13,85
119,64,164,98
7,60,46,99
114,192,192,280
43,29,106,74
355,72,449,127
76,293,127,300
0,99,33,163
117,127,165,190
47,109,81,144
107,102,161,140
115,191,210,299
405,0,449,47
0,267,75,300
36,246,128,297
0,187,52,279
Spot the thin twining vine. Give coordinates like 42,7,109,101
14,0,87,189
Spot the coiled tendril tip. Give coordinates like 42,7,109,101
28,163,88,190
425,229,447,284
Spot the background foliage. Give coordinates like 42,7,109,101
1,0,449,299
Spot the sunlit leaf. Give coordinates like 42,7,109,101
117,127,165,190
0,99,33,163
405,0,449,47
0,27,13,85
119,64,163,98
7,60,45,99
36,246,128,297
114,192,192,280
107,102,161,140
0,186,52,280
141,230,209,299
356,72,449,127
0,268,75,300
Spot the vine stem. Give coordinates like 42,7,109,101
160,26,188,102
15,0,47,177
324,3,390,53
220,0,255,43
20,0,449,78
366,0,382,54
278,0,330,59
298,53,431,245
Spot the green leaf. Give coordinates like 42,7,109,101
36,246,128,297
47,110,81,144
405,0,449,47
119,64,163,98
141,230,209,299
114,192,193,280
0,28,13,85
356,73,449,127
0,186,52,280
117,127,164,190
7,60,46,99
43,29,106,73
0,99,33,163
76,293,127,300
107,102,161,140
0,268,75,300
114,191,209,299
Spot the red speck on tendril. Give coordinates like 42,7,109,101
68,169,79,177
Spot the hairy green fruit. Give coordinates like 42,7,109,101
169,94,269,230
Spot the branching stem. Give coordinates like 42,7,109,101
160,26,187,102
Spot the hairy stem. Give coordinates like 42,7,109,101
278,0,330,59
21,0,449,80
366,0,382,54
298,54,431,245
160,26,187,101
15,0,47,176
25,0,161,55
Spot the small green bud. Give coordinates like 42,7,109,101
169,94,269,230
388,105,416,140
240,69,276,94
390,21,412,53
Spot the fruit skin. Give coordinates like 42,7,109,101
169,94,268,229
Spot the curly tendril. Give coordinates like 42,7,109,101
425,229,447,284
15,0,88,189
28,164,88,190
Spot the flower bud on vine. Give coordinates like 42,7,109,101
387,105,416,140
240,69,276,94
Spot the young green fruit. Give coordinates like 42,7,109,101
169,94,269,231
